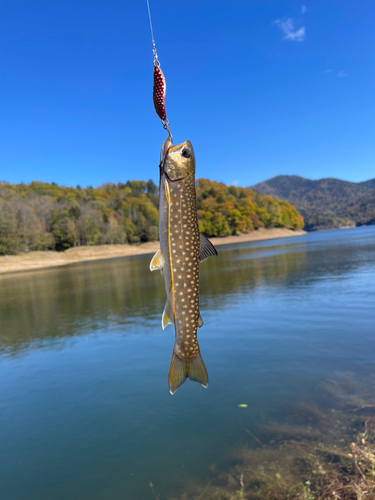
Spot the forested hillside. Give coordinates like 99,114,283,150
196,179,303,236
252,175,375,231
0,179,304,255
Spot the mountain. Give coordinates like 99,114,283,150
251,175,375,231
0,179,303,255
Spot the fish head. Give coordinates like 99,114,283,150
163,141,195,181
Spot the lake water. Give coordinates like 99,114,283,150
1,226,375,500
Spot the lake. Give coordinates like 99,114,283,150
1,226,375,500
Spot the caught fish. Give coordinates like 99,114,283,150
150,140,218,394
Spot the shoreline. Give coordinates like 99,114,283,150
0,228,306,276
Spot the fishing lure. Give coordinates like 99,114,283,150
153,64,167,123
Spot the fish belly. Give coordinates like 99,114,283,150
159,176,173,317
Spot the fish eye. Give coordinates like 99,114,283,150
181,149,191,158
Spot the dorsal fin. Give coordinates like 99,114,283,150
199,233,218,263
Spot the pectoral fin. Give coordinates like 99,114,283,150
199,233,218,263
162,300,174,330
150,249,164,272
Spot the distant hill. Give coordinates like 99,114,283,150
0,179,303,255
251,175,375,231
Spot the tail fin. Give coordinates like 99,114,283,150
168,349,208,395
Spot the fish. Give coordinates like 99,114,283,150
150,139,218,394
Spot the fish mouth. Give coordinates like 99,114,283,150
161,135,173,161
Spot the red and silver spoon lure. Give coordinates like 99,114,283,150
153,61,172,158
153,62,166,125
146,0,172,159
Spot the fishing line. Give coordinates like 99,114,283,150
146,0,172,139
146,0,158,62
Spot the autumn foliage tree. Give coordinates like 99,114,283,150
0,179,303,255
196,179,304,237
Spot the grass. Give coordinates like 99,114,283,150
152,374,375,500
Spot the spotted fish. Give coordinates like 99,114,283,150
150,140,218,394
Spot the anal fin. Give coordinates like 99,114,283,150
162,300,174,330
150,249,164,272
199,233,218,263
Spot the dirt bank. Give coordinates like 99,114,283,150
0,228,306,275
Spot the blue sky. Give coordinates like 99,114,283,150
1,0,374,187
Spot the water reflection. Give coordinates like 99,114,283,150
0,256,163,354
0,228,374,355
